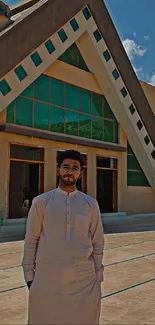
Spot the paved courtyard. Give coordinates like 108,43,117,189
0,231,155,324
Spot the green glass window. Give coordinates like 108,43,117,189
58,28,68,43
6,102,14,123
121,87,128,98
66,84,78,110
65,110,78,136
92,117,103,141
112,69,119,80
151,150,155,159
34,75,49,102
0,79,11,96
16,97,32,127
93,30,102,42
50,106,65,133
79,114,91,138
92,93,103,117
129,104,135,115
14,65,27,81
103,120,114,142
82,7,91,20
5,74,119,145
58,29,68,42
31,52,42,67
45,40,55,54
144,135,150,145
103,50,111,62
127,143,133,154
70,18,79,32
51,79,64,106
127,142,150,187
58,43,89,72
79,89,91,114
20,84,33,98
34,102,49,130
103,98,114,119
114,119,119,143
127,154,141,170
127,171,150,187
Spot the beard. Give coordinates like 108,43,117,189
59,174,77,186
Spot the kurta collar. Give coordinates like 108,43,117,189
57,187,77,197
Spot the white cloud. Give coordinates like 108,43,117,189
148,74,155,86
133,32,136,37
122,39,147,61
134,66,144,77
144,35,149,41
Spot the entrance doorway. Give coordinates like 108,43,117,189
9,144,44,219
97,156,118,213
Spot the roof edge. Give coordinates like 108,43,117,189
10,0,39,16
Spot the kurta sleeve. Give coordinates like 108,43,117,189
90,200,104,282
22,198,43,283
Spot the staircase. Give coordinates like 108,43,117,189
0,218,27,243
1,212,155,243
102,212,155,233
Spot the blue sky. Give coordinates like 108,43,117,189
6,0,155,85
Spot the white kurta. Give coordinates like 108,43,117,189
22,187,104,325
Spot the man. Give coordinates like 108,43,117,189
22,149,104,325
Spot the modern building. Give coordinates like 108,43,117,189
0,0,155,221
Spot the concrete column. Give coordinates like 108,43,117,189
0,138,9,218
87,152,97,198
44,148,57,192
118,126,127,211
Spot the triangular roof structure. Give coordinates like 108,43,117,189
0,0,155,189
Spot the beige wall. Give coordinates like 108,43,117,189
140,81,155,115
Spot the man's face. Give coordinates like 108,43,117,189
58,158,82,186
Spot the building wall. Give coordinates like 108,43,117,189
140,81,155,115
1,128,155,217
1,61,155,216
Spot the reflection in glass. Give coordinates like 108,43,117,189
79,89,91,114
51,79,64,106
34,102,49,130
50,106,65,133
92,93,103,117
65,110,78,136
103,120,113,142
66,84,78,110
34,75,49,102
16,97,32,127
79,114,91,138
92,117,103,141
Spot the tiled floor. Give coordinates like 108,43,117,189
0,231,155,324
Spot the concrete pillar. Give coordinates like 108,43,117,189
44,148,57,192
87,152,97,198
118,126,127,211
0,138,9,218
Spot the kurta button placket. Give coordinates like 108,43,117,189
66,194,71,242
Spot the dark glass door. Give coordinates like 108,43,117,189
9,161,41,218
97,169,114,213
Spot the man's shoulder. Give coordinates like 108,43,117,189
78,191,98,208
33,189,56,204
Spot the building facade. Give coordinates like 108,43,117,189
0,0,155,220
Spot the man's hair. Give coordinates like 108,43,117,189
57,150,84,170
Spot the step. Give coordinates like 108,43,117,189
2,218,27,226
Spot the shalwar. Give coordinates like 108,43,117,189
22,187,104,325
